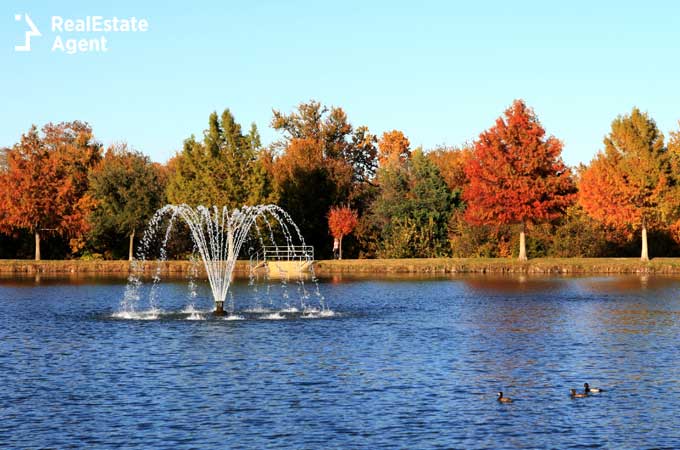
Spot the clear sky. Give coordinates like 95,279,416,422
2,0,679,166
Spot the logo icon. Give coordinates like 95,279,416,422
14,13,41,51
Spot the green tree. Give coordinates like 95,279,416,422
167,109,272,208
370,147,454,257
548,205,611,257
88,144,167,260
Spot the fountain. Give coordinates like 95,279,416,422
120,204,322,318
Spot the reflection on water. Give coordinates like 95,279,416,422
0,275,679,449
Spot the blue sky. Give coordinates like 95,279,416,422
2,0,679,166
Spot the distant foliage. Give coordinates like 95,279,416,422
4,100,680,261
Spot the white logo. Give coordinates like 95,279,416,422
14,13,42,51
13,13,149,55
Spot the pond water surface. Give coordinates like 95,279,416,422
1,275,679,449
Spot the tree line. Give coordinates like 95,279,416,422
1,99,680,261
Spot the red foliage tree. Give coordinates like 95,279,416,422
0,122,101,259
327,206,359,259
463,100,575,260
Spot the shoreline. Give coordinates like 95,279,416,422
2,257,680,277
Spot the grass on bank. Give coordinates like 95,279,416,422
3,257,680,275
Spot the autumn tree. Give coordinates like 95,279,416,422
0,122,101,260
272,100,378,184
378,130,411,166
272,138,353,258
167,109,272,208
427,145,472,193
327,206,359,259
271,101,378,257
88,144,167,260
463,100,575,261
579,108,674,261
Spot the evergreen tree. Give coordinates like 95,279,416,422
167,109,272,208
370,144,454,258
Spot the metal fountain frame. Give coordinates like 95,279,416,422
249,245,315,269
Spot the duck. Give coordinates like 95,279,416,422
584,383,603,394
497,391,513,403
570,388,588,398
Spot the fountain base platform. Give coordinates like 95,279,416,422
214,301,225,315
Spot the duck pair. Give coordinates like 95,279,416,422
498,383,603,403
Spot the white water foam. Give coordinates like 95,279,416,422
112,308,161,320
263,312,285,320
302,309,336,319
224,315,245,321
243,307,273,313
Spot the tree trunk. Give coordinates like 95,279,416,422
339,236,343,260
518,222,527,261
128,229,135,261
641,220,649,262
34,231,41,261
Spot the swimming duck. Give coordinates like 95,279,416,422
570,388,588,398
497,391,513,403
584,383,603,394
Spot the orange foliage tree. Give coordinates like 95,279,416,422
378,130,411,166
271,137,353,257
668,123,680,243
271,101,376,257
0,122,101,260
327,206,359,259
427,145,472,192
579,108,674,261
463,100,575,261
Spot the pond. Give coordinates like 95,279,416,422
1,274,679,449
